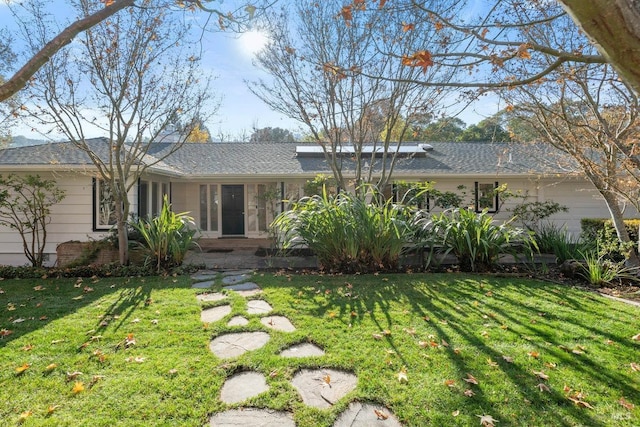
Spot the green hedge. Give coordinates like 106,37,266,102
580,218,640,243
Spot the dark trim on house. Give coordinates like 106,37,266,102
92,177,98,232
474,181,499,213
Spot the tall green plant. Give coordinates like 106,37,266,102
272,186,413,273
413,208,537,272
129,196,198,273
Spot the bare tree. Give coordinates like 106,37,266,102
0,0,271,102
23,0,216,264
249,1,454,197
504,62,640,266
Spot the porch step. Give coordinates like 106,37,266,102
198,238,271,252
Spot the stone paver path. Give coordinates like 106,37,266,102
209,331,270,359
226,315,249,326
220,371,269,404
261,316,296,332
209,408,295,427
223,282,262,296
291,369,358,409
201,305,232,323
222,273,253,285
191,271,218,281
279,343,325,358
191,280,216,289
334,402,403,427
196,292,226,302
190,269,400,426
247,299,273,314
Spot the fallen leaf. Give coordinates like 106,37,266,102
568,396,594,409
72,381,85,394
533,370,549,380
323,374,331,385
89,375,104,387
168,368,178,376
131,318,140,323
544,362,557,369
374,409,389,420
21,344,34,351
12,318,25,324
487,358,498,367
464,388,475,397
528,351,540,359
619,397,635,410
444,379,456,387
372,333,383,340
477,414,499,426
632,333,640,341
33,285,45,291
452,410,460,416
397,367,408,383
71,295,83,300
18,410,32,423
125,333,136,347
66,371,83,382
464,373,479,385
151,319,159,325
403,327,416,336
631,362,639,371
502,355,514,363
536,382,551,392
47,404,60,415
44,363,57,373
0,328,13,337
15,363,30,375
382,329,391,336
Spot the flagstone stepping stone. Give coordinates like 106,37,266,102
222,273,252,285
291,369,358,409
279,343,325,358
221,269,254,277
223,282,262,297
201,305,232,323
261,316,296,332
209,408,295,427
220,371,269,404
192,280,215,289
333,402,403,427
196,292,226,302
247,299,273,314
227,316,249,326
191,271,218,281
209,332,270,359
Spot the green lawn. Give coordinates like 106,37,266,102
0,272,638,426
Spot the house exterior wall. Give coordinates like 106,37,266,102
0,172,114,266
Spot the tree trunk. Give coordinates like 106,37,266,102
560,0,640,93
601,191,640,268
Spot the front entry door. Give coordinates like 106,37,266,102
221,185,245,235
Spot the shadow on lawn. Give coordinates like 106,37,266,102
282,273,638,427
0,277,185,348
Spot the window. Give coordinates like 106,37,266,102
93,178,118,230
475,182,499,213
199,184,218,231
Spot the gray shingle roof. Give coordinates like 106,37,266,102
0,140,577,177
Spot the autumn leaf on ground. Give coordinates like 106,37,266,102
397,367,408,383
89,375,104,388
168,368,178,376
374,409,389,420
21,344,34,351
323,374,331,385
533,370,549,380
464,373,479,385
631,362,639,371
619,397,635,410
47,404,60,415
44,363,57,373
125,333,136,347
18,411,32,424
528,351,540,359
15,363,30,375
632,333,640,341
502,355,514,363
403,327,416,336
487,358,498,367
72,381,85,394
536,383,551,392
477,414,499,426
464,389,475,397
66,371,82,382
568,396,594,409
372,333,383,340
544,362,557,369
0,328,12,337
444,379,456,387
33,285,45,291
452,410,460,417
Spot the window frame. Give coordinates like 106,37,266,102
93,178,118,231
475,181,499,213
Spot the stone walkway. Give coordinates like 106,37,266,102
191,270,402,426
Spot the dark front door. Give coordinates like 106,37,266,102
221,185,245,235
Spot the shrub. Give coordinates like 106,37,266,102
129,196,199,273
577,249,640,287
535,223,585,263
412,208,537,272
510,200,568,232
272,186,412,273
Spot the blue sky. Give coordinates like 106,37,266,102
2,1,497,141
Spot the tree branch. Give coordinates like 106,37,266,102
0,0,134,102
